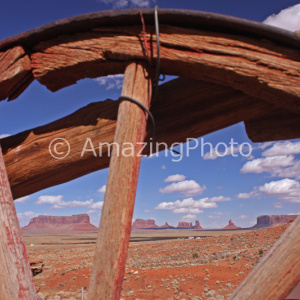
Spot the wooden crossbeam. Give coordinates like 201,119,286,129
88,62,152,299
1,78,273,199
245,108,300,142
0,146,38,299
0,46,33,101
230,215,300,300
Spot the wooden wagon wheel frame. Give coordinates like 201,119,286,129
0,8,300,299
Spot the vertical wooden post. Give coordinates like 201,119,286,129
88,62,152,299
0,146,38,299
229,215,300,300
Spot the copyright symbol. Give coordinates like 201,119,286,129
49,138,70,159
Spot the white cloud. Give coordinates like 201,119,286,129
155,196,230,214
17,211,39,227
262,141,300,157
52,199,94,209
275,161,300,180
258,142,274,150
35,195,63,205
15,196,29,204
238,215,249,219
237,191,257,199
164,174,186,183
208,196,231,203
35,195,103,210
97,0,155,8
95,75,124,90
238,178,300,203
259,178,300,203
98,185,106,193
274,202,283,209
0,134,10,139
181,214,197,222
203,144,251,160
173,208,203,214
159,180,206,196
161,165,166,170
89,201,104,210
240,155,295,175
263,4,300,32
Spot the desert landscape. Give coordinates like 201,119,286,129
21,214,299,300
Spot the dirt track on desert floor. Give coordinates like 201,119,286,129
24,223,296,300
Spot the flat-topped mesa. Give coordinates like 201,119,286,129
28,214,90,225
132,219,158,230
21,214,98,233
177,220,202,229
223,219,241,230
253,215,297,228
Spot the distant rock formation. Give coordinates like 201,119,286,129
223,220,241,230
131,219,202,230
158,222,175,229
193,220,202,229
21,214,98,233
252,215,297,228
132,219,158,229
176,220,202,229
177,221,192,228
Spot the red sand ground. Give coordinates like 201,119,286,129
28,224,292,299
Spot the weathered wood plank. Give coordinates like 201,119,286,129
245,109,300,142
0,146,38,299
0,46,33,101
1,78,273,199
230,215,300,300
88,62,152,299
30,25,300,113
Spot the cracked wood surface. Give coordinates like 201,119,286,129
30,25,300,113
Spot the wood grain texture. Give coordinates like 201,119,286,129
0,46,33,101
230,215,300,300
245,108,300,142
88,62,152,299
0,146,38,299
30,25,300,113
1,78,273,199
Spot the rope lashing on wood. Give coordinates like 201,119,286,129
118,5,161,142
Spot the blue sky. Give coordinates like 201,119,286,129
1,0,300,228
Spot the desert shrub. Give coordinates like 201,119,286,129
193,253,199,259
259,249,264,255
233,256,237,260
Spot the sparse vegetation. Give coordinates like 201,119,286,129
192,253,199,259
259,249,264,255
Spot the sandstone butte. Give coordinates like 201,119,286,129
132,215,298,231
252,214,298,228
222,219,241,230
21,214,98,233
132,219,202,230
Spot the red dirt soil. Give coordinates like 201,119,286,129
27,223,294,299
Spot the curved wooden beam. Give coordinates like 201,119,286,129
29,25,300,113
0,9,299,113
1,78,272,199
